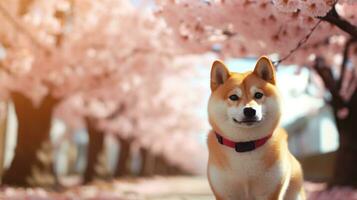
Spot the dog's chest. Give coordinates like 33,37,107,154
208,148,285,199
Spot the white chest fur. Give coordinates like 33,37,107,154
208,143,290,200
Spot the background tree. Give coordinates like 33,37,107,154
157,0,357,187
57,56,207,182
0,0,206,186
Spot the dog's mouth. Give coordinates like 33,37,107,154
233,118,261,126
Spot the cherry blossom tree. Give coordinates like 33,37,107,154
0,0,206,186
56,55,207,182
157,0,357,187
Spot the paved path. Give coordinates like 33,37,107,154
1,176,215,199
88,176,215,200
0,176,333,199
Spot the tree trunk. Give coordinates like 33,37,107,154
143,152,156,176
313,56,357,187
154,155,168,175
330,91,357,187
138,148,148,176
2,92,57,186
168,165,182,175
114,137,131,177
83,117,105,183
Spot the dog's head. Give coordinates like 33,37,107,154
208,56,281,141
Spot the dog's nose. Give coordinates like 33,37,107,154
243,107,256,118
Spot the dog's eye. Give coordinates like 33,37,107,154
229,94,239,101
254,92,264,99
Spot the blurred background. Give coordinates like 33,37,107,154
0,0,356,199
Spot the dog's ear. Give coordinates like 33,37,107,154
253,56,276,85
211,60,230,91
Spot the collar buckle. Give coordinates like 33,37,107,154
235,141,256,152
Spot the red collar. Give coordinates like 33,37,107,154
215,132,272,153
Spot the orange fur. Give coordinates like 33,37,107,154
207,168,225,200
207,131,230,170
207,56,304,200
262,128,287,169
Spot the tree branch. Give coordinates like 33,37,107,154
318,6,357,38
274,3,357,67
273,19,322,67
313,57,346,109
301,37,330,50
338,37,357,90
314,4,357,108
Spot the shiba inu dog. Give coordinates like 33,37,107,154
207,56,305,200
